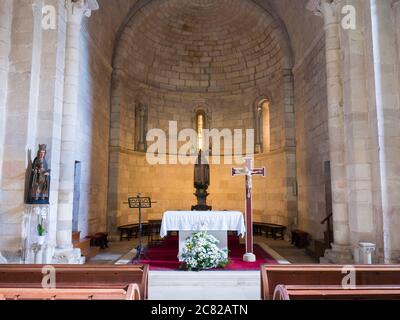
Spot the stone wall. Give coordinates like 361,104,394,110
268,0,324,63
112,151,292,229
294,33,329,240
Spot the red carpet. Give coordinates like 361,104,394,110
134,235,279,270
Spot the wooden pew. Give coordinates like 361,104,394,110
260,264,400,300
273,285,400,300
0,264,149,300
0,283,140,300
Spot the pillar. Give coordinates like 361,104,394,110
54,0,98,262
136,103,147,152
308,0,353,263
0,0,42,260
370,0,400,263
340,0,376,255
0,0,13,192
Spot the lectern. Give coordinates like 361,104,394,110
125,194,155,262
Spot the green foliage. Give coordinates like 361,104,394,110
37,223,45,236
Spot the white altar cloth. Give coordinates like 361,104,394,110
160,211,246,261
160,211,246,237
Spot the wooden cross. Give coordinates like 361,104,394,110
232,158,265,262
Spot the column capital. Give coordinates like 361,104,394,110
65,0,99,23
306,0,340,25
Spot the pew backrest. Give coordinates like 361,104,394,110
0,264,149,300
273,284,400,300
0,283,141,300
261,264,400,300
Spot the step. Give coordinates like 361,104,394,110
148,271,260,300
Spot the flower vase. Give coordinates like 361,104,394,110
37,235,46,245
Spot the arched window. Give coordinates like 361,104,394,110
255,99,270,153
135,102,148,152
196,110,206,151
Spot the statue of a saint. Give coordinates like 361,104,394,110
28,144,50,204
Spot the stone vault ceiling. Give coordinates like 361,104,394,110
113,0,290,93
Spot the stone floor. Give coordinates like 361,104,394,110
87,235,317,300
87,235,317,265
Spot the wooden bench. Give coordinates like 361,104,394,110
253,223,286,240
273,285,400,300
0,264,149,300
118,223,149,241
0,283,141,300
261,264,400,300
118,224,139,241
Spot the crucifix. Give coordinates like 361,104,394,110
232,157,265,262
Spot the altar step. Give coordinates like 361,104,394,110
148,271,260,300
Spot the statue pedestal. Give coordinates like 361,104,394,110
22,205,51,264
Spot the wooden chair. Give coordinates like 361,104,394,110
0,283,141,300
147,220,163,246
273,285,400,300
0,264,149,300
260,264,400,300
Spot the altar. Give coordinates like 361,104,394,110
160,211,246,261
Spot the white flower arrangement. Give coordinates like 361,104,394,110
180,231,229,270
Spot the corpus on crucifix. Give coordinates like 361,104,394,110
232,158,265,262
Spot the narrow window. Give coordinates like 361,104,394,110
255,99,270,153
196,110,206,151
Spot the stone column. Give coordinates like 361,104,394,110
54,0,98,262
254,105,262,154
0,0,13,192
283,69,298,229
370,0,400,263
394,1,400,61
0,0,41,260
308,0,353,263
340,0,376,253
136,103,147,152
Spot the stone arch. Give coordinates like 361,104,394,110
107,0,297,234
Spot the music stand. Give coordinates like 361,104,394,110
125,194,155,263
